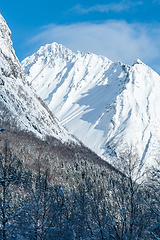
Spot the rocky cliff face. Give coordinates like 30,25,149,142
0,15,77,144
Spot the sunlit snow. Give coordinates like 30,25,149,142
22,42,160,170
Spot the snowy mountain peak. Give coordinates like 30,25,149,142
38,42,75,60
132,59,152,70
133,59,143,65
22,42,160,171
23,42,112,78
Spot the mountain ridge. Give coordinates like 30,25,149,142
22,42,160,171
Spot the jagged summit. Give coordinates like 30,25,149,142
23,42,112,78
34,42,75,62
22,42,160,171
132,59,150,68
132,58,143,65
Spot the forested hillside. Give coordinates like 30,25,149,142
0,129,159,240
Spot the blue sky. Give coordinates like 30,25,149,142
1,0,160,73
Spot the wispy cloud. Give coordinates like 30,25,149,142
24,20,160,74
71,1,143,14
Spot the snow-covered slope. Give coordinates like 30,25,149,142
22,42,160,168
0,15,77,144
